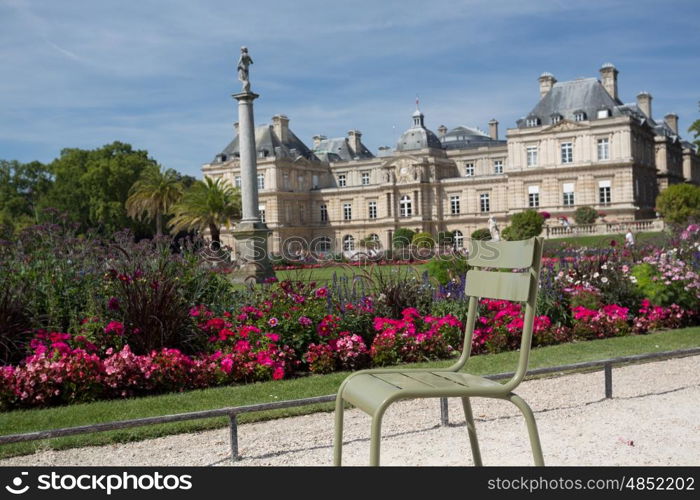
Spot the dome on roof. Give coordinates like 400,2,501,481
395,108,443,152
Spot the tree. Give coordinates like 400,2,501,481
39,142,157,235
0,159,52,235
502,209,544,241
411,232,435,248
169,177,241,243
656,183,700,225
392,227,415,249
470,228,491,241
573,206,599,225
126,166,184,235
689,105,700,149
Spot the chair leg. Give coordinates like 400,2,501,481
461,397,483,466
507,393,545,466
369,408,386,466
333,395,344,466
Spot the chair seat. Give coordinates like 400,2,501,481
341,370,506,416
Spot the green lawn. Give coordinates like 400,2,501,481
0,326,698,459
543,231,666,251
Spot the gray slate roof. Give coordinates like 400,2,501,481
440,125,506,150
213,125,317,163
313,137,374,162
518,78,620,127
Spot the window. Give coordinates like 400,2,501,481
315,236,332,253
599,180,611,205
494,160,503,174
453,230,464,248
465,163,475,176
368,234,380,248
574,111,587,122
312,175,319,189
282,173,289,189
343,203,352,221
368,201,377,219
561,142,573,164
597,108,611,119
597,138,610,160
257,173,265,190
526,117,540,127
479,193,490,213
551,114,562,124
338,173,346,187
299,203,305,224
450,195,460,215
320,204,328,222
258,204,266,223
526,146,538,167
234,176,241,188
528,185,540,208
343,235,354,251
297,175,304,189
400,195,412,217
562,183,575,206
361,171,370,185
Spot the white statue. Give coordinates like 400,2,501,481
237,46,253,92
488,215,501,241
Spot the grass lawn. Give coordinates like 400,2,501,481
0,326,698,459
543,231,666,251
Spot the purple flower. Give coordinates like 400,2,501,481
298,316,312,326
107,297,120,311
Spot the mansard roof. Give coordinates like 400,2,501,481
212,124,318,164
313,137,374,163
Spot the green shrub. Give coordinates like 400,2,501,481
412,232,435,248
573,206,598,224
471,228,491,240
392,228,415,249
656,183,700,224
437,231,454,246
426,255,469,285
502,210,544,241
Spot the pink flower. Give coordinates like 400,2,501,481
104,321,125,335
299,316,312,326
314,287,328,298
268,317,279,327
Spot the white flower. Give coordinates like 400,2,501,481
593,272,600,278
601,277,609,283
601,264,608,270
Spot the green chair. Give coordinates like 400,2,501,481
333,236,545,466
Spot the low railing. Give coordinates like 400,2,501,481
0,347,697,462
545,218,664,239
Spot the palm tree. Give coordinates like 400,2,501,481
126,166,184,235
168,177,241,243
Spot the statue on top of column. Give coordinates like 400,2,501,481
237,46,253,92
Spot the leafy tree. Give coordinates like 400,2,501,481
470,228,491,240
437,230,454,246
573,206,599,225
689,106,700,149
502,209,544,241
126,166,184,235
0,159,52,235
656,183,700,224
392,227,415,249
169,177,241,243
412,232,435,248
39,142,157,235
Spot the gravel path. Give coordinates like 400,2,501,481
2,356,699,467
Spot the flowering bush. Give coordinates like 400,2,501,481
472,299,552,354
632,300,691,334
571,304,630,340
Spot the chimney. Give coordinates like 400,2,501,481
437,125,447,139
599,63,619,100
636,92,652,119
312,134,327,148
272,114,289,143
538,72,556,99
347,129,362,156
488,119,499,140
664,113,679,135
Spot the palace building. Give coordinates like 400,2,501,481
201,63,700,254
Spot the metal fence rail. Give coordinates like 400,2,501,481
1,347,698,462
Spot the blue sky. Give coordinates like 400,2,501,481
1,0,699,177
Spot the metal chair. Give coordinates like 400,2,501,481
333,237,545,466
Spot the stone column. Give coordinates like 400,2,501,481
231,90,275,283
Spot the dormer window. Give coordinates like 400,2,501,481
573,111,587,122
551,113,563,125
597,108,611,119
526,116,541,127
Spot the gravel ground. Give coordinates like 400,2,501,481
2,356,699,467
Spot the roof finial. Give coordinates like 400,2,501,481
415,95,420,111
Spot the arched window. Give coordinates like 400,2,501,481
366,233,381,249
314,236,332,253
453,230,464,248
343,235,355,251
400,195,412,218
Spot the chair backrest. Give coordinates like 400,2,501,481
453,237,544,392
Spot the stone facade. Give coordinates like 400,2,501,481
202,64,700,255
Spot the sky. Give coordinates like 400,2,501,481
1,0,699,177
